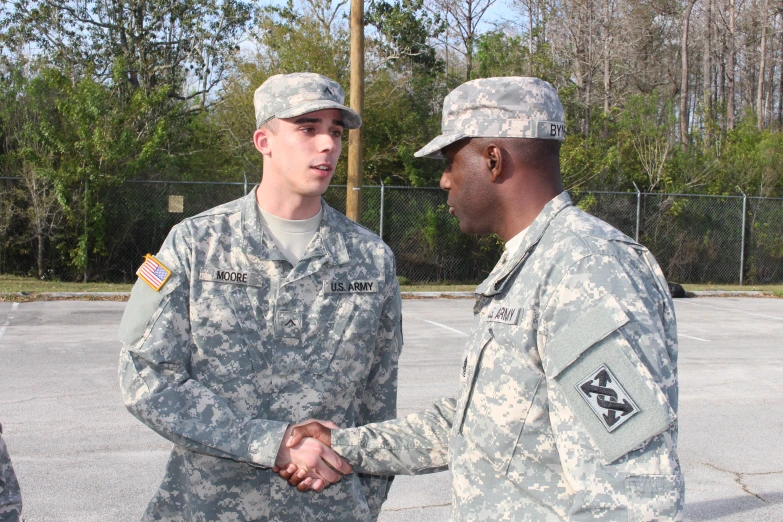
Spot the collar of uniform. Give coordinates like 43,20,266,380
240,187,287,261
240,189,349,266
310,200,350,265
476,191,572,296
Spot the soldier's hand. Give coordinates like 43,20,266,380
275,422,350,492
272,420,336,477
285,420,334,449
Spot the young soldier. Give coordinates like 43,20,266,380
118,72,402,521
282,77,684,521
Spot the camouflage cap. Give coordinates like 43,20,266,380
414,76,565,159
254,73,362,129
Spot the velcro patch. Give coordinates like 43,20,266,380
536,120,566,139
323,280,378,293
577,364,640,432
199,268,262,287
136,254,172,292
485,304,520,325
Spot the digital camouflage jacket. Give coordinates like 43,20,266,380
332,192,684,521
119,190,402,522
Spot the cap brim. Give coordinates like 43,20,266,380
413,134,467,159
276,100,362,129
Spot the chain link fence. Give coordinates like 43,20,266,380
1,177,782,285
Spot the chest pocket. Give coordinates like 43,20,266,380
456,329,543,475
190,286,259,386
308,293,380,388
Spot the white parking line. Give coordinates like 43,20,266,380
679,299,783,320
419,318,469,336
679,333,710,342
0,302,20,338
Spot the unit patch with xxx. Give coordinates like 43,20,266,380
576,364,640,432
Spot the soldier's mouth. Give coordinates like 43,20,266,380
310,163,333,176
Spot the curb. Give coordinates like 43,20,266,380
688,290,766,297
401,292,473,299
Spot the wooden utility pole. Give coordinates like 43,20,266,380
346,0,364,223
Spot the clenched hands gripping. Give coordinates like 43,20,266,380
275,421,338,492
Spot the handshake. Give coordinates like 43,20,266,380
273,420,350,492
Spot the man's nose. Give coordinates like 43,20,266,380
439,171,451,191
317,132,336,152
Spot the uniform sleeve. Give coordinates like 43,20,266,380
333,397,453,476
118,225,288,469
540,252,683,521
0,432,22,522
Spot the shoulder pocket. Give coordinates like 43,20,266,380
544,295,676,464
118,278,177,346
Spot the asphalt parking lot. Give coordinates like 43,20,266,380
1,297,782,521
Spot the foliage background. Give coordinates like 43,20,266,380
1,0,782,282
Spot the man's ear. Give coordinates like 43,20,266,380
253,128,272,155
485,144,504,182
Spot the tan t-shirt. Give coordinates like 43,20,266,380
258,205,323,265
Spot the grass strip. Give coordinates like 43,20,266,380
1,276,780,298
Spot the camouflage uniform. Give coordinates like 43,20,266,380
118,73,401,522
0,427,22,522
330,78,684,521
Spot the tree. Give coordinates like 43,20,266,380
429,0,499,80
5,0,252,110
475,31,527,78
756,0,769,130
619,92,676,192
727,0,737,130
17,163,64,278
680,0,697,146
366,0,444,71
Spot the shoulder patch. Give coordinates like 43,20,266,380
136,254,172,291
554,335,675,464
577,364,640,432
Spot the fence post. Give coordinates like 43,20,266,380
379,179,385,240
738,187,747,286
632,181,641,243
243,170,248,196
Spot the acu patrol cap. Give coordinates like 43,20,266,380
415,76,565,159
254,72,362,130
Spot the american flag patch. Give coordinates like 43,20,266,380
136,254,172,291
